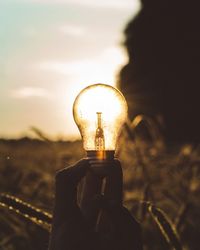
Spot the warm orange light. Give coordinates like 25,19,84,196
73,83,128,153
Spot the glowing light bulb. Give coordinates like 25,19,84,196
73,83,128,158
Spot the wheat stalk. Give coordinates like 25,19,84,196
0,193,52,232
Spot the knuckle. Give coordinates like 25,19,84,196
55,166,72,182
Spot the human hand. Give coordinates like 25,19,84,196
49,158,143,250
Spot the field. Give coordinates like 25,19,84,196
0,119,200,250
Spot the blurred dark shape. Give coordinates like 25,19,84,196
49,159,143,250
119,0,200,143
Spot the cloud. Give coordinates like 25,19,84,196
100,46,127,66
8,0,141,11
58,24,86,36
38,45,127,85
11,86,51,99
38,60,95,75
38,46,126,73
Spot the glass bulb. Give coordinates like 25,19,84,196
73,83,128,156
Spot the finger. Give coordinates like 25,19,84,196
50,159,92,250
89,159,113,165
103,160,142,250
103,159,123,205
88,159,117,177
56,158,89,187
54,158,89,216
88,164,108,177
89,160,114,170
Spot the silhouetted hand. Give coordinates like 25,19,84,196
49,158,143,250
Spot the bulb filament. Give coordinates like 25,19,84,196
95,112,105,151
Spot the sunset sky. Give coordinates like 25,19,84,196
0,0,141,139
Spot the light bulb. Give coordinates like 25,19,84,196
73,83,128,158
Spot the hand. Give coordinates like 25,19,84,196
49,158,143,250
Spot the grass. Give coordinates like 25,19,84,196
0,118,200,249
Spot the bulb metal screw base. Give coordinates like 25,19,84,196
86,150,115,160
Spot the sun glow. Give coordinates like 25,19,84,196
0,0,141,139
73,83,128,150
39,46,128,139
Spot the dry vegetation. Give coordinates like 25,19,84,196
0,116,200,250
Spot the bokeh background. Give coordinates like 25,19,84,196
1,0,200,250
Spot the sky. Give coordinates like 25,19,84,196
0,0,141,140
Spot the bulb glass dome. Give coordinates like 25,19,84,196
73,83,128,152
